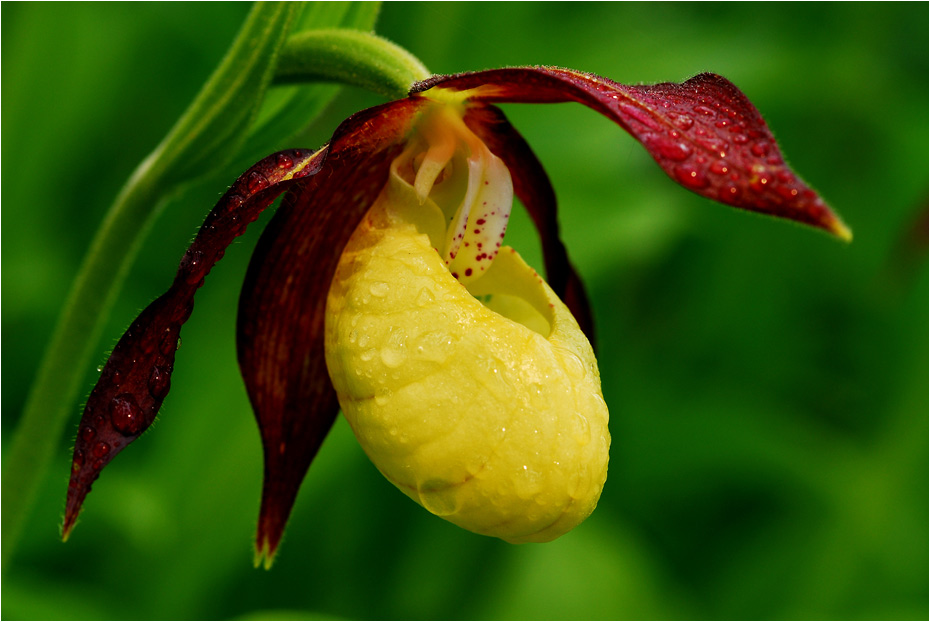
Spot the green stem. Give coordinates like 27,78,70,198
0,1,297,570
275,29,431,98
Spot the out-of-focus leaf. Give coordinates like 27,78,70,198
243,1,383,158
0,1,298,570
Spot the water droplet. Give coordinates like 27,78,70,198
359,349,375,362
751,141,771,157
709,160,730,175
693,104,716,117
416,288,436,307
358,333,371,348
418,480,459,516
671,114,694,130
673,165,710,190
380,347,406,369
369,281,389,298
275,153,293,169
110,394,144,436
732,133,749,145
644,134,693,162
148,366,171,399
80,425,96,442
92,441,111,459
246,170,269,194
96,365,104,373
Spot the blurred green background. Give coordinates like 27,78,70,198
3,2,927,619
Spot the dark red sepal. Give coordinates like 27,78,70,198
464,104,596,343
63,148,322,540
236,99,426,568
416,68,851,240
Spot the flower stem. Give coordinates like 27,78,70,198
274,29,432,98
0,0,298,570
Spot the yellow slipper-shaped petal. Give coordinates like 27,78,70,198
325,141,609,543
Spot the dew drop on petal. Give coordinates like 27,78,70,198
79,425,96,442
674,164,710,189
148,366,171,400
275,153,294,169
672,114,694,130
110,393,144,436
92,441,111,459
751,141,771,157
709,160,730,175
246,170,270,194
644,133,693,162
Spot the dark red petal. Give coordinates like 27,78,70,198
237,98,426,568
415,68,851,240
63,149,322,541
464,104,596,343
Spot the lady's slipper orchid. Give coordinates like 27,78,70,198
63,67,850,567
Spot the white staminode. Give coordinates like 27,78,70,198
409,106,513,284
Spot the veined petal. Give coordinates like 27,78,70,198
63,148,323,540
238,98,426,568
414,67,851,240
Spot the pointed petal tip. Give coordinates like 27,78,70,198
830,218,853,243
61,516,76,543
254,531,280,570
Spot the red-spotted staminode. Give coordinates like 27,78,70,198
63,67,850,568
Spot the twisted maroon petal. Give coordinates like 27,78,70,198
415,67,851,240
236,98,426,568
63,149,324,540
464,104,595,343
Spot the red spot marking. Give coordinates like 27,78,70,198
476,219,486,225
451,272,459,279
465,268,473,277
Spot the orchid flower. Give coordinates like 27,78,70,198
63,66,850,568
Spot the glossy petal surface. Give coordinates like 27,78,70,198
415,68,851,239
